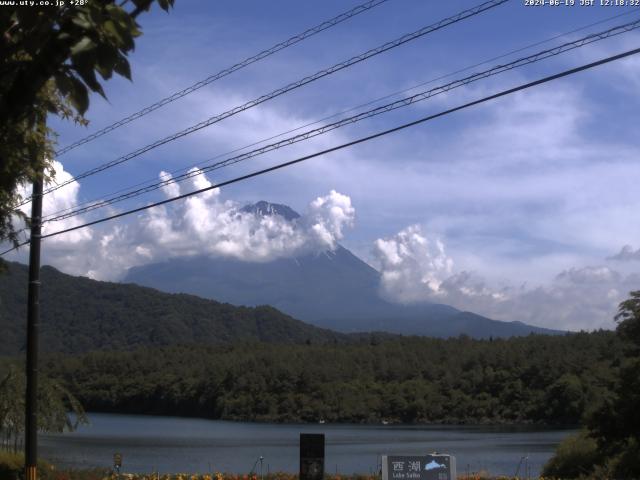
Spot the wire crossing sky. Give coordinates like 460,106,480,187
4,45,639,254
19,0,508,206
39,18,640,224
54,0,391,157
37,7,640,224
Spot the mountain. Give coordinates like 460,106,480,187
125,201,562,338
0,261,347,355
241,200,300,220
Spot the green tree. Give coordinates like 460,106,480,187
541,430,601,479
615,290,640,352
0,367,87,453
587,290,640,478
0,0,174,246
544,291,640,478
544,373,586,424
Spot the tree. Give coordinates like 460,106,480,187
587,290,640,478
615,290,640,352
544,291,640,478
0,367,87,453
0,0,175,247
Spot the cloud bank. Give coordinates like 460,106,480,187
9,165,355,280
373,225,639,331
7,162,637,331
144,170,354,262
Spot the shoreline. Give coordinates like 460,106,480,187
76,410,580,430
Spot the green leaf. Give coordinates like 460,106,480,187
70,36,96,57
70,13,92,30
106,5,134,27
103,19,125,45
66,74,90,114
113,54,132,81
95,45,118,80
94,64,112,81
87,4,105,27
53,73,72,97
104,8,137,49
72,58,106,99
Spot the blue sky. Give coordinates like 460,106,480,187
7,0,640,330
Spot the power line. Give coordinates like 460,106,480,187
40,8,640,222
54,0,391,157
41,18,640,224
4,45,638,256
20,0,508,207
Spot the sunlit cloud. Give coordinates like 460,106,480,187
373,224,638,331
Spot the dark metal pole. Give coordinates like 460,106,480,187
25,177,43,480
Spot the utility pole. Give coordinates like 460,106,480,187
25,176,43,480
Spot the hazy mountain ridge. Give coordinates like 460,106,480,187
0,261,348,355
125,201,562,338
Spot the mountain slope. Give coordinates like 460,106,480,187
125,201,562,338
0,261,347,355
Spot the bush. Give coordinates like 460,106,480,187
541,430,601,478
604,437,640,479
0,451,91,480
0,450,25,480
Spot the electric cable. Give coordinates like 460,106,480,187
39,7,640,222
18,0,509,207
54,0,392,157
41,18,640,223
3,45,638,256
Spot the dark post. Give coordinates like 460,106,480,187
25,178,43,480
300,433,325,480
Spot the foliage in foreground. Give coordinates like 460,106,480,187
0,0,174,246
0,367,87,453
0,451,64,480
541,430,600,479
543,291,640,479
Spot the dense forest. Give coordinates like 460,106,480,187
10,330,620,426
0,261,347,355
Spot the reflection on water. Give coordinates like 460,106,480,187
40,413,575,477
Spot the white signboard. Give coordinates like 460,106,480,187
382,454,456,480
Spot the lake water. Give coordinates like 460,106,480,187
40,413,575,477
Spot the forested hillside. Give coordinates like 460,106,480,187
34,331,620,425
0,261,346,354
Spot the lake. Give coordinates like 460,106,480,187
40,413,575,477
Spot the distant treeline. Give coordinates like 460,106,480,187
23,331,621,425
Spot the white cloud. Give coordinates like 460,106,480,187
373,225,453,303
7,165,355,281
14,161,93,247
373,225,639,331
306,190,355,250
138,171,354,263
159,170,181,198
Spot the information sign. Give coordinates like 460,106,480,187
381,454,456,480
